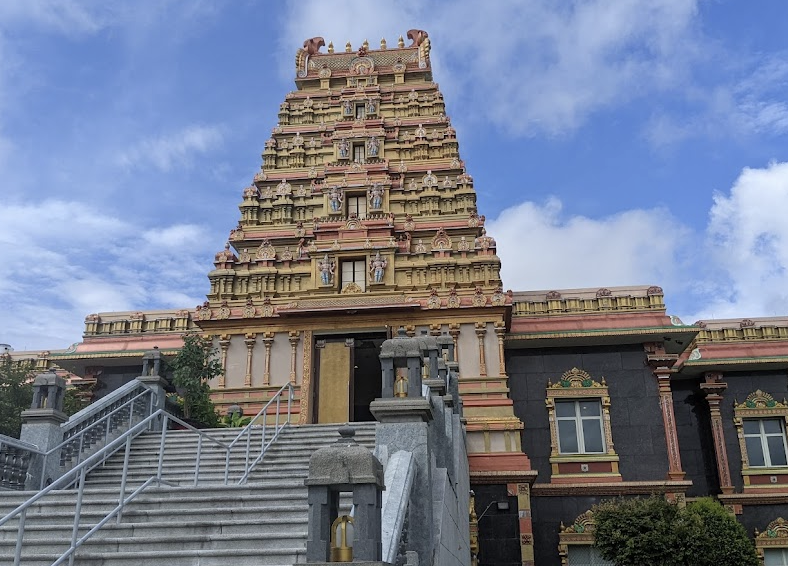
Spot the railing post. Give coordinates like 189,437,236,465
117,435,133,524
69,467,87,566
157,416,168,481
194,435,203,486
13,508,26,566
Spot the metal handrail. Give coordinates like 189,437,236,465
0,409,232,566
224,381,294,484
62,379,150,433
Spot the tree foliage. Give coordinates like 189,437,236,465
169,334,222,427
0,356,34,438
593,496,759,566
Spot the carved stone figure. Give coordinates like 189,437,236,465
328,186,343,212
366,136,380,157
367,99,377,114
369,252,387,283
343,100,353,116
368,183,384,209
407,29,429,47
338,138,349,158
303,37,325,56
318,254,335,285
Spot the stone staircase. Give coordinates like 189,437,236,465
0,422,377,566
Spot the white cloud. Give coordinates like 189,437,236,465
282,0,700,136
0,199,215,350
689,161,788,320
116,125,224,172
0,0,107,35
488,198,689,292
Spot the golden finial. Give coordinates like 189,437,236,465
328,41,334,54
362,39,369,51
345,41,352,52
397,35,405,48
380,37,387,50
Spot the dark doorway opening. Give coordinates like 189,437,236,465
351,334,385,422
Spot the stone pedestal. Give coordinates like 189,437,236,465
19,408,68,489
371,398,435,566
137,375,169,430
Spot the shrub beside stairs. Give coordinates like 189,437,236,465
0,422,377,566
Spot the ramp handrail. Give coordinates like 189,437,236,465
224,381,294,484
0,409,232,566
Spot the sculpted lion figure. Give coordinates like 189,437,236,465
303,37,325,56
406,29,429,47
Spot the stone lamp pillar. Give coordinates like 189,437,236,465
20,369,68,489
304,425,385,564
138,346,169,426
378,328,424,399
416,332,440,381
437,333,455,363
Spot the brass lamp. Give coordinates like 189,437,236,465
330,515,354,562
394,368,408,398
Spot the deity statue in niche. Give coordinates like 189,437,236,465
328,186,344,212
343,100,353,116
368,182,384,210
337,138,349,159
367,98,377,114
366,136,380,157
369,251,387,283
318,254,335,285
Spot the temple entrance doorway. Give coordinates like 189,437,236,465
312,332,385,423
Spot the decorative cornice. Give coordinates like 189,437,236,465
531,480,692,497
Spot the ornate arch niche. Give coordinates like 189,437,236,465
558,511,597,566
733,390,788,491
756,517,788,562
546,368,621,483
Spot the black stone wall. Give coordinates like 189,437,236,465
507,344,669,482
472,484,520,566
94,365,144,399
741,503,788,539
531,494,606,566
672,377,719,496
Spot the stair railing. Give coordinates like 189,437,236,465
0,408,232,566
224,381,294,485
0,436,42,491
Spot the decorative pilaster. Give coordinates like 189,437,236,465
218,334,231,388
244,333,256,387
701,371,733,494
494,321,507,377
289,331,301,384
448,323,460,361
299,330,313,424
262,332,274,386
510,482,535,566
475,322,487,377
645,342,684,481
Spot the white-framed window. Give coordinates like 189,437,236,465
765,548,788,566
353,144,365,163
567,546,614,566
744,418,788,467
555,399,605,454
347,195,367,218
341,260,366,292
355,103,366,119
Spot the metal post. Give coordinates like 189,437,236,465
276,395,281,430
287,384,293,422
157,416,168,481
13,509,26,566
194,435,203,486
69,467,87,566
117,435,132,524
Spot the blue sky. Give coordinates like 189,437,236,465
1,0,787,350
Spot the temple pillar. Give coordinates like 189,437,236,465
289,331,300,384
218,334,231,388
645,342,684,481
701,371,734,494
494,321,507,377
262,332,274,386
475,322,487,377
244,333,256,387
449,323,460,362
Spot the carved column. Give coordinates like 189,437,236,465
475,322,487,377
701,371,734,494
244,333,256,387
262,332,275,386
494,321,507,376
448,323,460,360
289,331,301,384
299,330,313,424
645,342,684,481
218,334,231,388
429,324,441,337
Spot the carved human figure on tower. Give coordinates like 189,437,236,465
343,100,353,116
338,138,349,159
318,254,335,285
328,186,344,212
369,251,387,283
368,182,384,210
366,136,380,157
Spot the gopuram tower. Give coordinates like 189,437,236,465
199,31,531,481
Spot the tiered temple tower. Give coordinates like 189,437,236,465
197,31,531,481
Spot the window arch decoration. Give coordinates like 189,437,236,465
733,390,788,491
545,368,621,483
558,511,614,566
755,517,788,564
